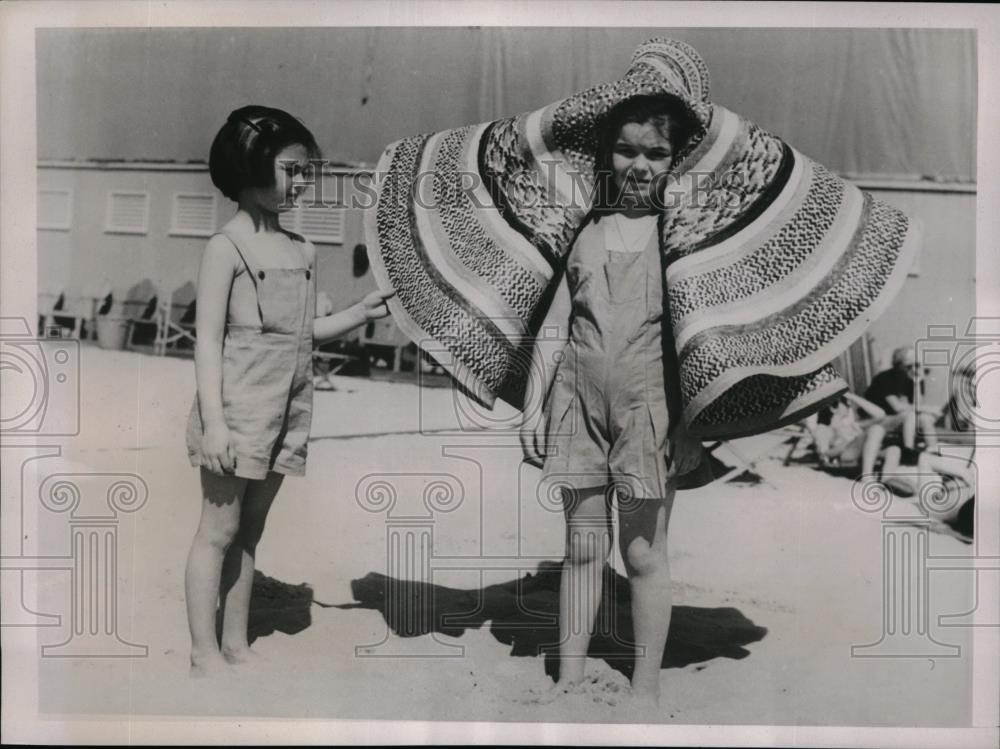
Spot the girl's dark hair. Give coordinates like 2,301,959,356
209,105,321,202
593,94,702,213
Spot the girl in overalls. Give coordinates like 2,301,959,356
521,95,706,706
184,106,392,677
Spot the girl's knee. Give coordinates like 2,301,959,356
234,522,265,552
195,516,240,551
624,536,669,577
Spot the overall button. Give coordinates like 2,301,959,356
258,271,266,280
305,270,311,280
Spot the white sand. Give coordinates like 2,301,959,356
23,345,976,726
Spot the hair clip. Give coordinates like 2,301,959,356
228,111,263,134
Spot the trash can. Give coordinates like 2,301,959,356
95,316,132,350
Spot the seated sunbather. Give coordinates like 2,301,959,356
865,346,939,448
808,391,976,533
878,443,975,504
808,391,917,477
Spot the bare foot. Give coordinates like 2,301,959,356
222,646,266,666
522,680,577,705
625,686,661,716
523,674,629,707
189,652,233,679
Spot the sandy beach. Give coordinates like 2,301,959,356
16,343,978,727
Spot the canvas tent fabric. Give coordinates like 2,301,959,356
365,37,920,440
37,27,975,184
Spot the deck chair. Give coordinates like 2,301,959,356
37,288,62,336
697,428,802,490
312,347,364,390
127,295,160,347
153,298,197,355
39,289,98,339
154,283,198,355
114,278,158,349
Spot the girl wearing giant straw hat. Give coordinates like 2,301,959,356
365,38,919,706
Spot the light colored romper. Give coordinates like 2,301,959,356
186,230,316,480
542,215,679,500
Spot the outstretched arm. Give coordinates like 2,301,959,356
844,391,887,420
313,289,394,344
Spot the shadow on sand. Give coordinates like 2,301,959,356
216,571,317,646
339,562,767,681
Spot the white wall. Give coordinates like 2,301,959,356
864,187,976,405
36,164,373,319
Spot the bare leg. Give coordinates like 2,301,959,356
877,445,914,495
880,445,902,477
185,468,247,677
860,423,887,478
617,484,676,705
558,486,611,687
919,452,975,485
900,409,917,449
917,410,939,448
220,471,284,664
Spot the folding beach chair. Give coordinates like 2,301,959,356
698,429,798,490
128,294,160,348
39,288,98,340
312,346,365,390
153,284,198,355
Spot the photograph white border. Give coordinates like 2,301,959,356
2,1,998,746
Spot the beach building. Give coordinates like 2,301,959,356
37,158,408,362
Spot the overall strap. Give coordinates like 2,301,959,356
217,230,264,325
287,232,313,272
219,230,260,282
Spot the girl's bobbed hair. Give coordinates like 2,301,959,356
209,105,321,202
592,94,703,214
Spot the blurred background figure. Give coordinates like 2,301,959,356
864,346,938,449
